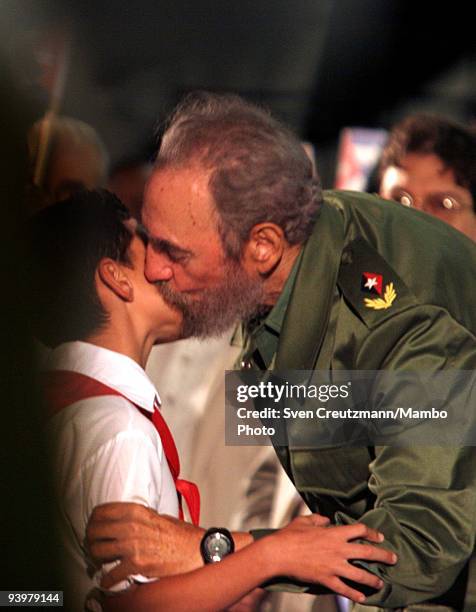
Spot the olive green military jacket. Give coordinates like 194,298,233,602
247,190,476,610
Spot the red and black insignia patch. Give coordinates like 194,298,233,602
361,272,383,295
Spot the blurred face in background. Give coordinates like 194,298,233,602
47,143,106,202
380,152,476,242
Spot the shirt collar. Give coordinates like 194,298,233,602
42,341,159,413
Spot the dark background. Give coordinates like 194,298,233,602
2,0,475,184
0,0,474,592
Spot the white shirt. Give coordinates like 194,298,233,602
44,341,179,611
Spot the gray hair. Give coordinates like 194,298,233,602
156,92,322,259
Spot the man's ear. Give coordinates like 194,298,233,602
97,258,134,302
242,222,285,276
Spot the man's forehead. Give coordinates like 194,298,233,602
384,158,457,187
398,153,457,181
146,164,206,189
143,166,219,235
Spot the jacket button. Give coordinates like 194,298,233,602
241,359,253,369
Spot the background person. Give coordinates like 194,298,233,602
378,112,476,241
27,115,109,211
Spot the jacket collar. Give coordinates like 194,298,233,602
276,199,345,370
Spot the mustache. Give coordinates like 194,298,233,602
152,269,265,339
153,280,191,310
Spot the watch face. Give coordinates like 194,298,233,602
204,532,231,562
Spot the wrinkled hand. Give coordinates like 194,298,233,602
270,515,397,603
86,502,205,588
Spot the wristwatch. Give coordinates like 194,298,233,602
200,527,235,563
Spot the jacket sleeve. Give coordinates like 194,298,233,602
336,445,476,607
253,304,476,606
337,304,476,608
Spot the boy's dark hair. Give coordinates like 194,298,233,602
27,189,133,347
379,113,476,210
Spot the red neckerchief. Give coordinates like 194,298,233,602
41,369,200,526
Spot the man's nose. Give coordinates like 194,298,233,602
145,249,174,282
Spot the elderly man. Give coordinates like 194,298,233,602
88,93,476,611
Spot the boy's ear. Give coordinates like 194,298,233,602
97,258,134,302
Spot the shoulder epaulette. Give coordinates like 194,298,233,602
337,237,417,328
